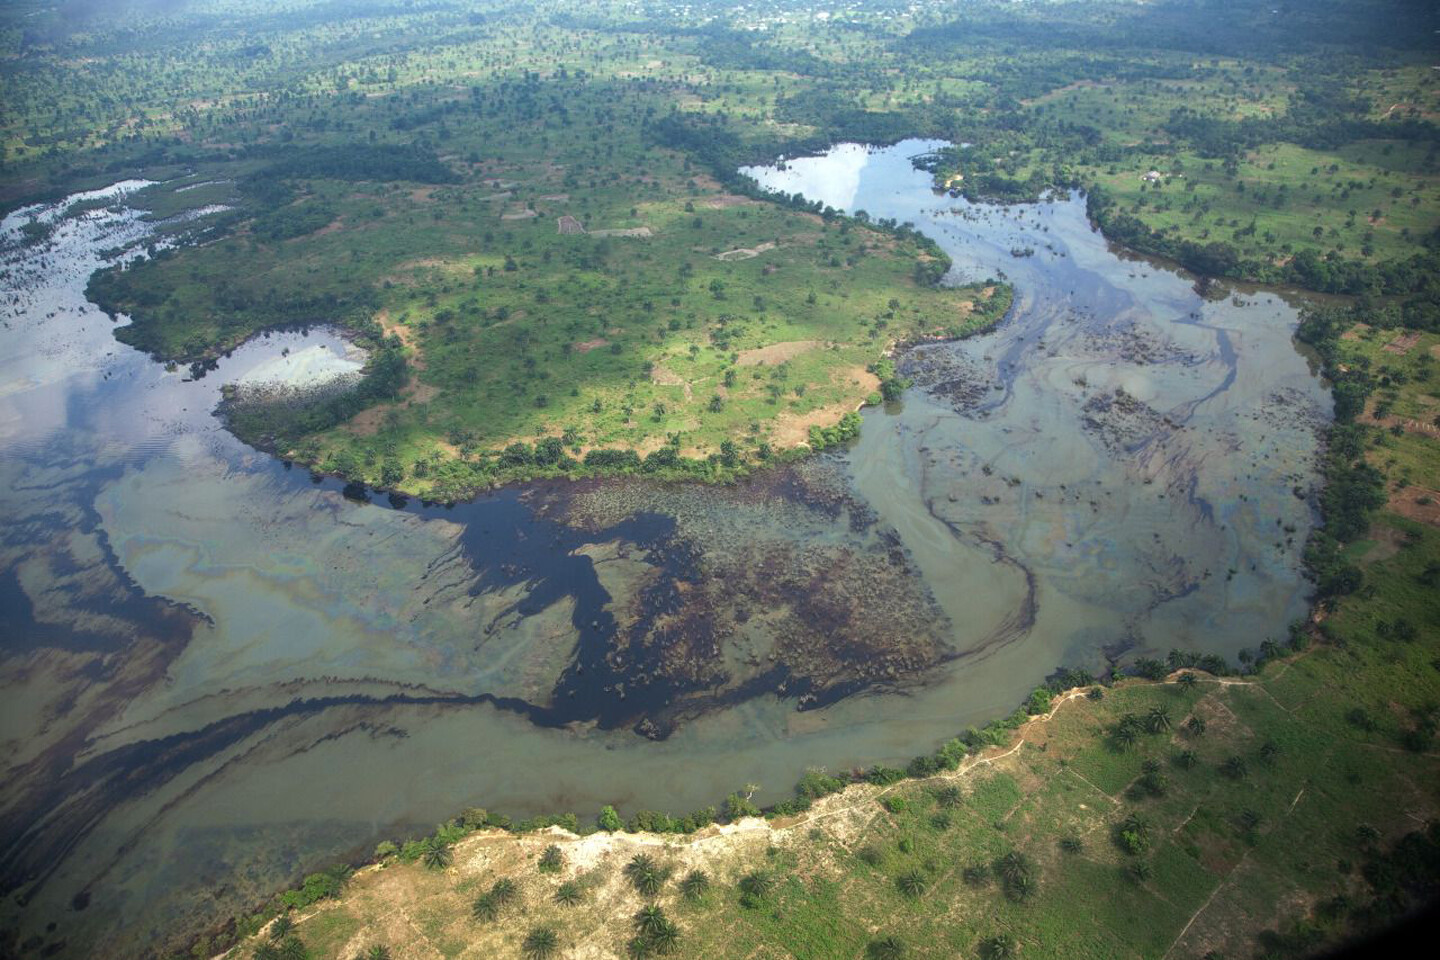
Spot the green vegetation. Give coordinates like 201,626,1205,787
6,1,1439,956
22,0,1437,498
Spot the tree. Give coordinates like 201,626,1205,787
738,870,775,904
522,927,559,960
648,919,681,955
896,870,928,898
995,851,1032,886
1178,671,1198,690
979,934,1017,959
635,905,669,937
1117,813,1151,855
1146,705,1172,733
422,842,453,870
1186,715,1207,736
1222,755,1249,780
554,881,583,906
625,854,666,897
868,935,907,960
538,844,563,874
364,948,393,960
269,916,294,941
598,804,623,831
935,785,963,809
679,869,710,901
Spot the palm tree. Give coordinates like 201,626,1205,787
648,919,681,956
896,870,928,898
490,878,518,906
1259,740,1280,765
935,785,963,808
277,938,307,960
1126,861,1152,884
1178,672,1198,690
1113,725,1138,750
1146,705,1172,733
679,869,710,901
995,851,1032,886
422,842,453,870
1222,755,1248,780
1118,712,1142,734
626,936,653,959
635,904,668,937
626,853,665,897
1239,809,1264,832
963,863,990,886
269,916,294,941
979,934,1016,959
1176,749,1199,769
1004,873,1035,902
253,946,282,960
867,934,907,960
624,853,657,880
364,947,393,960
554,881,583,906
522,926,559,960
1186,715,1207,736
1141,757,1162,774
1120,814,1150,842
738,870,775,901
538,844,563,874
1060,836,1083,854
471,893,499,922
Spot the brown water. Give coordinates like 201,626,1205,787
0,143,1329,958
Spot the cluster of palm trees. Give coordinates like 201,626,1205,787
627,903,681,957
250,915,307,960
994,850,1035,902
624,853,671,897
472,877,520,922
612,854,686,957
1113,704,1175,749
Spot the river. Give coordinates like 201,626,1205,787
0,142,1329,957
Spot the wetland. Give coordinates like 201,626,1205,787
1,140,1330,958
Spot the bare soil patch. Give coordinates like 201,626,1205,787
705,194,759,209
770,402,855,447
573,338,608,354
1383,331,1422,354
714,241,776,261
735,340,821,366
1389,485,1440,527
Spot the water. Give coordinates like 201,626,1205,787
0,143,1328,958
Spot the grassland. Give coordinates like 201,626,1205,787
81,80,1009,498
